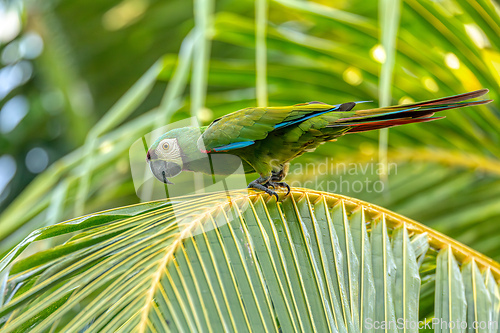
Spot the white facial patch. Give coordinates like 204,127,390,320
156,138,182,160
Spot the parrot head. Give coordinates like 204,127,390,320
146,133,184,185
146,127,207,184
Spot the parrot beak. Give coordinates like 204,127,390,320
148,160,181,185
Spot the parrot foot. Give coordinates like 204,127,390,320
266,181,291,196
248,178,279,201
248,183,279,201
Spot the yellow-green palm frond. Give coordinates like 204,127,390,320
1,189,499,332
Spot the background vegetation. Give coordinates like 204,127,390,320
0,0,499,266
1,0,500,330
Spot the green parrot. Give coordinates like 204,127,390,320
146,89,491,199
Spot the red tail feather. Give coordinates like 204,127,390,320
346,117,445,133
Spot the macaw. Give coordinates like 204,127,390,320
146,89,491,199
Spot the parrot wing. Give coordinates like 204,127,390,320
198,101,366,152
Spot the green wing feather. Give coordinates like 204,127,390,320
198,102,340,152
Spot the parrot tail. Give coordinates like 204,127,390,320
327,89,492,133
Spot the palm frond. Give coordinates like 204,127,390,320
1,189,499,331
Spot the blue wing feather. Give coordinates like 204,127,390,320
212,141,255,152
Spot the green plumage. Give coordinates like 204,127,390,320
199,103,348,175
147,89,491,198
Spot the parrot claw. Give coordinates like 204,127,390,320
248,177,292,200
267,181,291,196
248,182,279,201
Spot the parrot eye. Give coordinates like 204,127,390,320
162,142,170,150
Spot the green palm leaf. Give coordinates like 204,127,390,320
1,189,499,332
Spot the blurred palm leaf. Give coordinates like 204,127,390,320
1,189,500,331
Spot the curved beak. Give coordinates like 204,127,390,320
148,160,182,184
